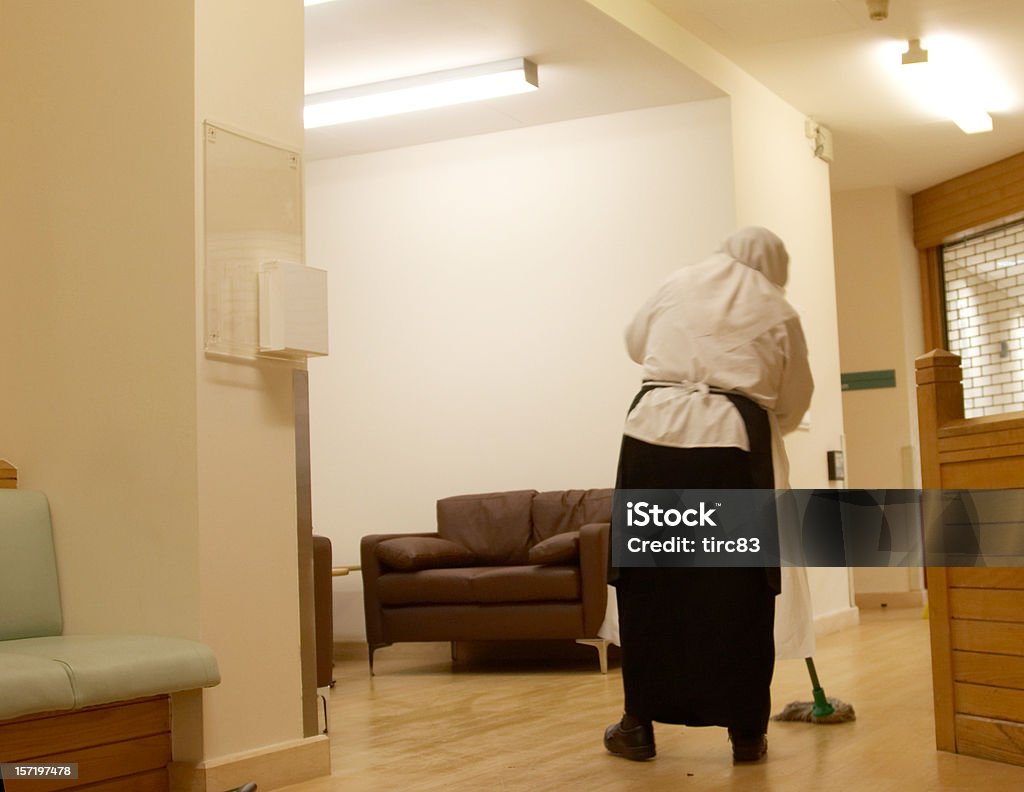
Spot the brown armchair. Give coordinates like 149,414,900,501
360,489,612,673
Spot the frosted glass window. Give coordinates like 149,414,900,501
941,218,1024,418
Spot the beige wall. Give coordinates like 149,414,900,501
307,99,737,639
0,0,318,781
587,0,853,626
0,0,201,639
192,0,308,763
832,187,923,488
832,186,925,597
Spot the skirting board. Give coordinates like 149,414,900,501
337,609,867,657
854,591,925,610
169,734,330,792
813,606,860,637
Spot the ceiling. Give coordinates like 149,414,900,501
304,0,722,160
304,0,1024,194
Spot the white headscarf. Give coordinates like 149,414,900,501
671,226,797,359
721,225,789,288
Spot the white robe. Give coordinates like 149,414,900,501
599,226,817,660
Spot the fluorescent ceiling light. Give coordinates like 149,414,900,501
304,58,539,129
948,107,993,135
898,37,998,135
304,0,338,6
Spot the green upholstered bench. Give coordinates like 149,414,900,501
0,489,220,790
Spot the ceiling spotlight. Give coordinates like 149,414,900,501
901,39,928,66
866,0,889,21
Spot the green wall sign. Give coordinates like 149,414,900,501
841,369,896,391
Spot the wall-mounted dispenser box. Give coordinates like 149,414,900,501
827,450,845,482
258,261,329,359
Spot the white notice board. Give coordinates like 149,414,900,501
203,122,303,359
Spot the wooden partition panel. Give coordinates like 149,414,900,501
0,697,171,791
912,149,1024,363
0,459,17,488
912,150,1024,250
917,350,1024,766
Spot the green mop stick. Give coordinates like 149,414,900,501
805,657,835,718
773,658,855,724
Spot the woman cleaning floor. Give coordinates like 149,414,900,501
605,226,814,764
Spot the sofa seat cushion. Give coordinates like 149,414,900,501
377,565,580,606
0,653,76,720
0,635,220,709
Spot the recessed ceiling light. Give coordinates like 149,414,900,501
897,37,1000,135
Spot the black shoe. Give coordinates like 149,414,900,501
728,730,767,763
604,719,656,761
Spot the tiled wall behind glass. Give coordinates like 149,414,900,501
942,219,1024,418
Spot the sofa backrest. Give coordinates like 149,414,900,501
531,489,613,544
0,490,63,640
437,490,536,564
435,489,614,565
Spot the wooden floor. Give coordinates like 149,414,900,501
282,609,1024,791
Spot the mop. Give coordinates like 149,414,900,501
768,489,856,725
772,657,856,724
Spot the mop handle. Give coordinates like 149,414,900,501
805,657,823,689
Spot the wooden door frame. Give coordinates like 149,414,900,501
912,150,1024,345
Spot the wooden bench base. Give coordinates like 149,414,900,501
0,696,170,791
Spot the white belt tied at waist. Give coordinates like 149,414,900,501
641,379,724,396
626,381,757,456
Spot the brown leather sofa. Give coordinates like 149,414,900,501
360,489,611,673
312,534,334,689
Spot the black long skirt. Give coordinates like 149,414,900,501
614,391,779,733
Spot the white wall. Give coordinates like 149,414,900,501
309,0,858,639
307,99,736,638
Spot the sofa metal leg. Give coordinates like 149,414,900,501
318,691,329,735
576,638,610,674
368,642,391,676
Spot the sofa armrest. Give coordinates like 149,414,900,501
578,522,610,636
360,533,439,647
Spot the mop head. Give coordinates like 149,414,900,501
772,696,855,724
